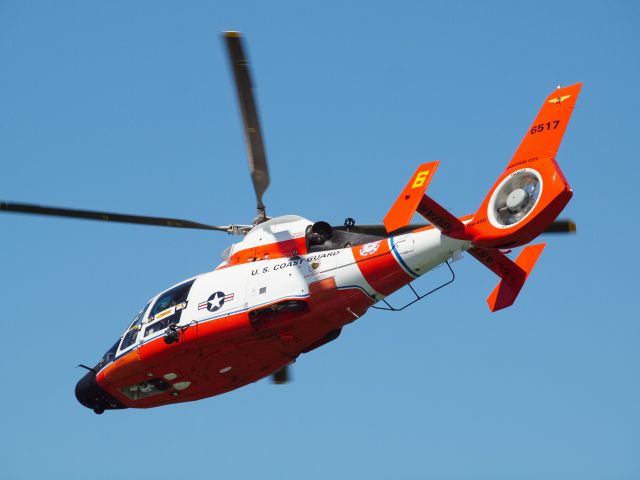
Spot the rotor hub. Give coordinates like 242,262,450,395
506,188,528,212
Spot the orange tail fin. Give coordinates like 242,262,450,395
383,161,439,233
467,83,582,248
469,243,545,312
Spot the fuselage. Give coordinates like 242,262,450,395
76,215,470,412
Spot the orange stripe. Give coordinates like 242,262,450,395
351,240,413,297
222,237,308,268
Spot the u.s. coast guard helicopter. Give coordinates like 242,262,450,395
1,32,580,414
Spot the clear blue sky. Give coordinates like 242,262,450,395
1,1,638,479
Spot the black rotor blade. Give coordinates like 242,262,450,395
542,219,576,234
224,31,270,220
272,365,290,385
333,219,576,237
0,201,230,232
333,223,422,237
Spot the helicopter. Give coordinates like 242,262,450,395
1,32,581,414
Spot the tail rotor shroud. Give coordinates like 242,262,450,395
491,169,542,227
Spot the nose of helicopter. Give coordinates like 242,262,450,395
75,370,127,414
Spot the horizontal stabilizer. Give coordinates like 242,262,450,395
469,243,545,312
384,161,439,233
416,195,469,240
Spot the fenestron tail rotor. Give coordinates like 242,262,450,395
224,31,270,225
491,171,542,226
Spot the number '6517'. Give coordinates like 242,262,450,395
530,120,560,135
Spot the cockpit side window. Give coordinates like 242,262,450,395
144,280,195,337
119,302,151,352
120,328,140,351
98,340,120,368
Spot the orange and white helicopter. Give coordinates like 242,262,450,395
1,33,580,414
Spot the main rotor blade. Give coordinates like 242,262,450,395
333,223,421,237
333,219,577,237
224,31,270,221
272,365,290,384
542,219,576,234
0,201,236,232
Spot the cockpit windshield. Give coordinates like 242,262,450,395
115,279,195,352
144,280,195,337
119,302,151,352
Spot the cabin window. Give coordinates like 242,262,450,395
118,302,151,352
144,280,195,337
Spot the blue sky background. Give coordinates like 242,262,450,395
1,1,639,479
